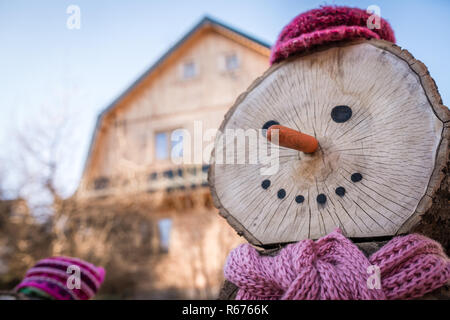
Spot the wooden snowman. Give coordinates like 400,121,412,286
208,6,450,299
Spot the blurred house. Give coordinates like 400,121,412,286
74,17,270,298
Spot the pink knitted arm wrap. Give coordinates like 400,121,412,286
224,230,450,300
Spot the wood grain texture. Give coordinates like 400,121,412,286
209,39,449,247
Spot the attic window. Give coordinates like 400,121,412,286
182,61,197,79
225,53,239,71
94,177,109,190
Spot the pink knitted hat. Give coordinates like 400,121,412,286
15,256,105,300
270,6,396,64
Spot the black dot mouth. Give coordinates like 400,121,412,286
260,174,362,204
351,172,363,182
261,179,271,189
316,193,327,204
335,186,346,197
277,189,286,199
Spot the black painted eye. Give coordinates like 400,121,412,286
277,189,286,199
262,120,280,137
331,105,352,123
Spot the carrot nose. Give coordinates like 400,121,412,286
266,125,318,154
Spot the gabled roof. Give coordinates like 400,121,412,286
80,16,272,184
101,16,270,121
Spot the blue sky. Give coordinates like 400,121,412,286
1,0,449,199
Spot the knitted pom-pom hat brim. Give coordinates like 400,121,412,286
270,6,396,64
15,256,106,300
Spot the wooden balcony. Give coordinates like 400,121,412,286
77,164,210,199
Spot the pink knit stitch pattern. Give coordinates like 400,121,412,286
270,6,396,64
224,229,450,300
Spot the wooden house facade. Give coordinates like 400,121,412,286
77,17,270,198
74,17,271,298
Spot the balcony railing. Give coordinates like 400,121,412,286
147,164,210,193
82,164,210,198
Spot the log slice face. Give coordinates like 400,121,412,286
209,40,449,246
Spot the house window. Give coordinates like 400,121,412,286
155,132,169,160
158,218,172,253
154,129,184,161
163,170,174,179
149,172,158,181
182,61,197,79
225,53,239,71
93,177,109,190
171,129,184,159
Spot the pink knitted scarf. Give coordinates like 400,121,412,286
224,230,450,300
